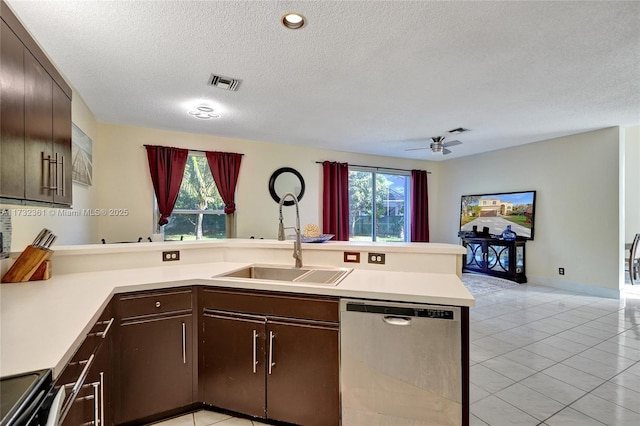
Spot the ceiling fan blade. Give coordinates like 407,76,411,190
405,147,430,152
442,148,452,155
443,139,462,147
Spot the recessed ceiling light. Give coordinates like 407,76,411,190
282,12,305,29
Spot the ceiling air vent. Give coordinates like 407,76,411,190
208,74,241,91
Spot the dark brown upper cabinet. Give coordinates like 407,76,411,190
1,1,72,207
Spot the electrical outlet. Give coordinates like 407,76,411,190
162,250,180,262
559,267,565,275
368,252,386,265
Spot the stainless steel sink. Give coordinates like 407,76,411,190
215,265,352,286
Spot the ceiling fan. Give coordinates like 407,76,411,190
405,136,462,155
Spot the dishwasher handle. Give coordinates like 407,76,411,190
382,316,412,326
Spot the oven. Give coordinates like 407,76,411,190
0,369,56,426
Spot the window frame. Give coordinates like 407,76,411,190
348,166,411,242
153,151,226,239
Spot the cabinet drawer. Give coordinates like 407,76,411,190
118,288,192,319
201,288,338,323
56,303,113,385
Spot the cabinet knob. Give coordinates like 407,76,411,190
155,301,161,308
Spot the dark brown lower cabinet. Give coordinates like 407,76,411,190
117,314,193,424
55,303,114,426
265,320,339,426
61,338,110,426
202,312,266,417
201,288,340,426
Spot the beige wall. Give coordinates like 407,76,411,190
436,127,622,297
95,122,439,243
624,126,640,244
1,91,99,249
3,114,629,298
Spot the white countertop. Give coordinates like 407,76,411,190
1,249,473,378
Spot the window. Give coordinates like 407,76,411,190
155,153,226,241
348,168,410,242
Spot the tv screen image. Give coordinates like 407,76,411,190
460,190,537,240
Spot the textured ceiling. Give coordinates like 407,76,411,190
6,0,640,161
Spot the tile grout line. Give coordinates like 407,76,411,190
470,288,640,424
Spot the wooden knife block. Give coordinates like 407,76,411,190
1,245,53,283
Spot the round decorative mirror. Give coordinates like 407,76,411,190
269,167,305,206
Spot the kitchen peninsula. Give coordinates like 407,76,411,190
1,240,474,426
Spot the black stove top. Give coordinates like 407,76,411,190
0,369,52,426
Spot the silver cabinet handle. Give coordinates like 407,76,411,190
97,318,114,339
59,353,95,424
182,321,186,364
93,382,99,426
60,154,65,197
99,372,104,426
155,301,161,308
268,331,275,375
54,152,60,196
252,330,258,374
41,152,58,192
382,316,412,326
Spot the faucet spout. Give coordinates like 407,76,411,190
277,192,303,268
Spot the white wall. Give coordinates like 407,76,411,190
436,127,622,297
95,122,439,243
0,91,100,249
624,126,640,243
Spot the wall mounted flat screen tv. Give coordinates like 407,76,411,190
460,190,537,240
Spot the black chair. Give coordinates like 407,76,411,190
628,233,640,285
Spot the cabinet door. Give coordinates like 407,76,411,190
118,314,193,424
0,21,25,199
463,241,485,272
266,321,339,426
202,312,266,418
485,242,511,274
52,82,71,205
23,48,52,202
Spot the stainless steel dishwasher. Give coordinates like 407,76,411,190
340,299,462,426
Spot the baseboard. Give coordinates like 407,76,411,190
529,276,621,299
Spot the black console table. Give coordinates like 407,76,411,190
461,237,527,283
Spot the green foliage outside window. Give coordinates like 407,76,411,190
164,155,226,240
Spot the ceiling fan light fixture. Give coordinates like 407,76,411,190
430,144,444,154
282,12,306,29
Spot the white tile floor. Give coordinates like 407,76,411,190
152,283,640,426
469,283,640,426
151,410,271,426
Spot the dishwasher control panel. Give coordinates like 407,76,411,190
345,303,455,320
418,309,455,320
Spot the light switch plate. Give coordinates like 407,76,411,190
344,252,360,263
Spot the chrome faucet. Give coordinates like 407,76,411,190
277,192,302,268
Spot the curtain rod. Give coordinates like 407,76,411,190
143,145,244,156
315,161,430,174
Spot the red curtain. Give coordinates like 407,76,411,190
322,161,349,241
411,169,430,242
145,145,189,226
205,151,243,214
